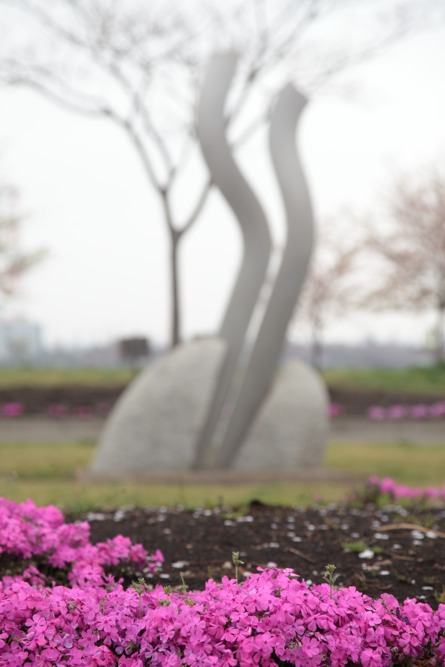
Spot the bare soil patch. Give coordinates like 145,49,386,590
82,500,445,609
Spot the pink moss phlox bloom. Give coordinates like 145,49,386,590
430,401,445,418
2,496,445,664
368,475,445,502
386,405,407,420
409,404,429,419
0,497,162,587
76,405,93,417
328,403,343,418
367,406,386,421
0,402,24,417
0,568,445,665
367,401,445,421
46,403,68,417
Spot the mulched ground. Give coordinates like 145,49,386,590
1,385,442,417
82,499,445,609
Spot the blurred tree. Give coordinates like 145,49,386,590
0,0,439,346
363,169,445,365
295,220,364,370
0,182,45,301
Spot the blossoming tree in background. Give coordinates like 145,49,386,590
295,218,366,370
363,168,445,365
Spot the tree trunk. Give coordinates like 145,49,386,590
169,228,181,348
310,320,323,371
435,304,445,366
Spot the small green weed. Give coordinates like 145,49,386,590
342,541,382,555
232,551,244,584
322,564,341,596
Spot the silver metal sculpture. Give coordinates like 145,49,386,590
195,53,315,469
90,51,323,478
192,53,272,468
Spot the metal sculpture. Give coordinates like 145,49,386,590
90,51,322,479
192,53,272,468
194,53,315,469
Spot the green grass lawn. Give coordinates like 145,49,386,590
0,367,137,387
1,439,444,512
0,365,444,394
323,366,445,395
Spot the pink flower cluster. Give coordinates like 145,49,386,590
328,403,343,418
0,402,23,417
368,401,445,421
368,475,445,502
0,497,163,588
1,566,445,665
1,498,445,664
46,403,112,418
0,402,112,418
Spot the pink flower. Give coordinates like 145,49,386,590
409,404,429,419
0,402,24,417
328,403,343,418
430,401,445,418
47,403,68,417
387,405,407,420
76,406,92,418
367,406,386,420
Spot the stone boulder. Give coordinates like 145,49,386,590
90,338,226,478
234,358,328,470
90,340,328,478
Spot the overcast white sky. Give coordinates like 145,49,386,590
0,9,444,350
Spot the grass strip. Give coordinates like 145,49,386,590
0,439,444,511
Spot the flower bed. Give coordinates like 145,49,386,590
328,401,445,421
0,401,111,418
1,494,445,665
367,402,445,421
1,392,445,422
367,475,445,502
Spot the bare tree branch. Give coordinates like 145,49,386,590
0,0,437,346
178,177,213,237
0,177,46,297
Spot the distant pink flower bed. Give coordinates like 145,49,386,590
1,495,445,664
368,475,445,501
327,401,445,420
0,401,24,417
2,400,444,422
0,402,111,418
368,401,445,421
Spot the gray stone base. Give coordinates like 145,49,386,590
235,358,328,469
90,340,328,478
90,338,226,477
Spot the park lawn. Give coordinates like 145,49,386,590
0,367,137,388
1,439,445,511
323,365,445,395
0,365,444,394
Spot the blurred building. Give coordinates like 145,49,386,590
0,316,44,364
118,337,151,366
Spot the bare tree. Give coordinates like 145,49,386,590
0,182,45,300
363,169,445,365
295,220,364,370
0,0,436,346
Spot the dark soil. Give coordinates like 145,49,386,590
1,385,443,417
0,386,119,415
82,500,445,609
